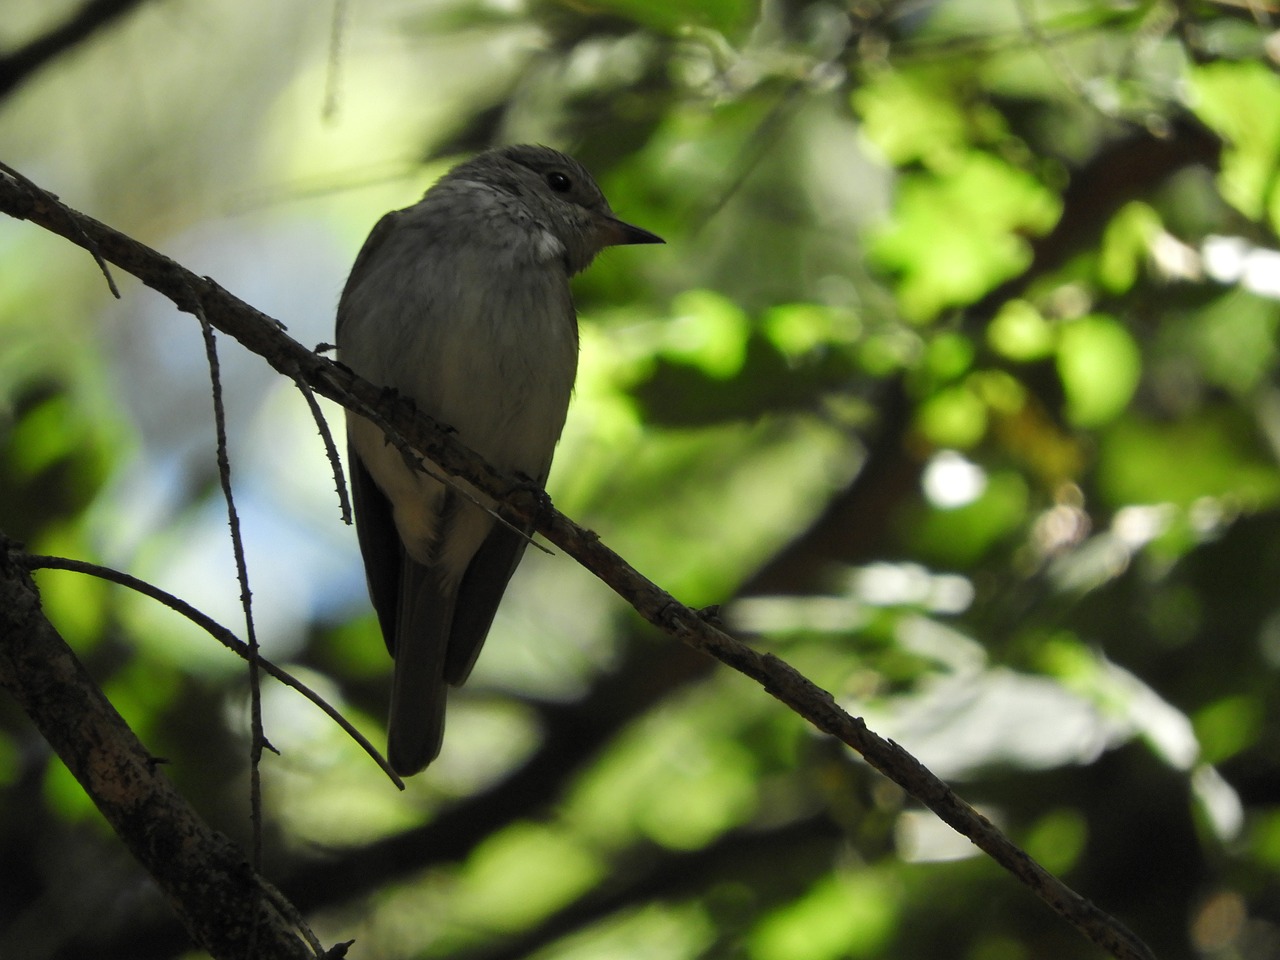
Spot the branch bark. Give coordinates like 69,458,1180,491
0,166,1158,960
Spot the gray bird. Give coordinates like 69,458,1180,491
336,144,662,776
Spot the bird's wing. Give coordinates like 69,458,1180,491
335,208,405,342
347,443,402,656
352,439,456,774
443,521,531,685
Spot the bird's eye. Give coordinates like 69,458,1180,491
546,171,573,193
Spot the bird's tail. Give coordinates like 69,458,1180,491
387,558,454,776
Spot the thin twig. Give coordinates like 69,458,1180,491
196,309,268,873
0,160,120,297
295,372,352,524
260,874,328,956
22,553,402,787
689,84,802,234
322,0,349,123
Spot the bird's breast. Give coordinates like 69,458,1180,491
341,236,579,477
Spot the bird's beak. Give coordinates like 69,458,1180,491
600,216,664,247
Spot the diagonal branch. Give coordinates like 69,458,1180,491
0,0,150,98
0,165,1157,960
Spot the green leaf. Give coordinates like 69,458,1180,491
1189,289,1280,395
909,470,1030,566
1023,809,1088,875
660,289,750,379
750,871,900,960
987,299,1056,361
921,331,975,386
1098,202,1161,294
854,67,1003,169
1248,809,1280,869
1056,315,1141,428
1193,695,1263,765
871,153,1061,320
587,0,755,36
916,383,988,448
1099,408,1280,509
1189,61,1280,225
762,302,861,359
567,681,762,850
456,823,603,932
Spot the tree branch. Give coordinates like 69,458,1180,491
0,0,150,99
0,538,328,960
0,165,1157,960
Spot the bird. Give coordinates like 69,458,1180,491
336,144,662,775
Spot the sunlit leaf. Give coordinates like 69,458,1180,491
858,329,924,375
1056,315,1141,428
1247,809,1280,869
1099,408,1280,509
871,153,1061,320
545,903,716,960
30,526,109,649
1098,202,1161,294
1189,61,1280,225
916,382,987,448
564,416,858,604
567,680,763,850
920,331,975,387
1023,808,1087,875
659,289,750,379
455,823,603,932
762,302,861,360
854,66,1003,170
987,299,1055,361
749,871,900,960
43,760,101,826
1193,695,1263,765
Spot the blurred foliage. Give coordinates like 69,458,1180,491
5,1,1280,959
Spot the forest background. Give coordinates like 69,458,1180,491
3,1,1280,958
